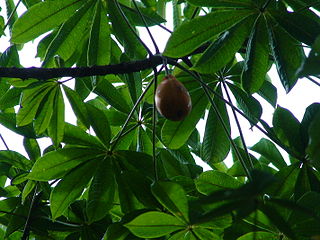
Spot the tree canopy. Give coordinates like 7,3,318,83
0,0,320,239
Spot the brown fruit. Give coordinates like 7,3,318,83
155,74,192,121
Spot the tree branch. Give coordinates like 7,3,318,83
0,55,166,80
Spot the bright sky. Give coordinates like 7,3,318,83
0,2,319,170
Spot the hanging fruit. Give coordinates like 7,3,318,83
155,74,192,121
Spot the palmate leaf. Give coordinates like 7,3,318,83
242,15,270,94
250,138,287,170
107,0,147,59
87,0,111,66
163,9,256,58
268,22,305,93
195,170,242,195
11,0,86,43
86,158,115,223
270,10,320,46
34,86,57,135
201,85,230,164
48,87,65,147
17,82,56,127
227,83,262,125
0,151,32,171
50,158,99,220
237,231,279,240
63,85,90,128
124,211,186,238
43,0,95,66
94,76,131,114
151,181,189,223
272,106,305,156
186,0,254,8
27,147,105,181
193,14,256,74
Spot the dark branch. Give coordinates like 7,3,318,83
0,55,165,80
0,43,211,80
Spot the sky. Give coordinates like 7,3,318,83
0,1,319,170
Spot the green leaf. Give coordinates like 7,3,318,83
23,138,41,161
48,88,65,147
168,230,197,240
250,138,287,169
193,227,220,240
257,78,277,107
50,159,98,220
267,163,300,198
161,89,208,149
86,158,115,223
17,83,55,126
63,123,105,149
307,111,320,169
63,85,90,128
87,1,111,66
186,0,254,8
0,151,32,170
124,211,185,238
107,0,147,59
193,15,255,74
164,9,255,57
201,85,230,163
195,170,242,195
103,223,129,240
237,231,279,240
122,3,166,27
94,76,131,113
268,23,305,92
0,112,36,138
301,103,320,149
272,106,304,156
86,104,111,147
270,10,320,46
0,87,22,110
34,87,57,135
294,165,320,200
21,180,36,203
122,171,158,208
151,181,189,223
28,147,104,181
11,0,86,43
43,0,95,65
227,83,262,124
242,16,270,93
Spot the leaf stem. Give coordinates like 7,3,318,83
22,185,38,240
0,133,9,150
2,0,22,32
114,0,153,56
152,68,158,181
306,76,320,87
221,80,254,169
110,78,155,151
132,0,160,54
199,75,253,180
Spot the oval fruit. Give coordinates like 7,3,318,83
155,74,192,121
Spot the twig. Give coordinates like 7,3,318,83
21,185,38,240
0,133,9,150
152,68,158,181
110,78,155,151
114,0,153,56
3,0,22,32
221,80,254,169
306,76,320,87
132,0,160,54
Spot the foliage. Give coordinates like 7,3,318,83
0,0,319,239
